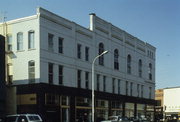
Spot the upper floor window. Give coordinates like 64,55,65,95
85,47,89,61
77,70,81,88
85,72,89,89
59,65,63,85
137,84,140,97
127,55,131,74
112,78,115,94
7,34,12,51
99,43,104,65
28,60,35,83
58,37,63,53
103,76,106,92
118,79,121,94
149,63,152,80
28,30,35,49
48,33,54,51
48,63,53,84
114,49,119,70
130,82,133,96
77,44,81,59
17,32,23,51
126,81,129,96
138,59,142,77
141,85,144,98
97,74,100,91
149,87,152,99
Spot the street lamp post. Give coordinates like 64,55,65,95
92,50,108,122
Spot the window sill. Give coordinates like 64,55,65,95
16,50,25,52
28,48,36,51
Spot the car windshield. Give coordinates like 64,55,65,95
108,116,118,121
5,116,17,122
28,116,40,121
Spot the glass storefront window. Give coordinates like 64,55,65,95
61,96,70,122
125,103,134,118
96,99,108,108
111,101,123,116
45,93,59,105
96,109,108,121
137,104,145,119
146,105,155,121
62,108,69,122
76,97,91,107
61,96,69,106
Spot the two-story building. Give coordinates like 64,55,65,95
0,7,156,122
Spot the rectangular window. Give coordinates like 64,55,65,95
130,82,133,96
29,61,35,83
48,33,54,51
85,47,89,61
149,87,152,99
77,44,81,59
126,81,128,96
48,63,53,84
97,74,100,91
77,70,81,88
17,32,23,51
141,85,144,98
45,93,59,105
58,37,63,53
103,76,106,92
118,79,121,94
59,65,63,85
112,78,115,93
85,72,89,89
28,31,35,49
137,84,140,97
7,35,12,51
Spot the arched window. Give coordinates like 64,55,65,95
127,55,131,74
28,60,35,83
99,43,104,65
114,49,119,70
17,32,23,51
149,63,152,80
138,59,142,77
28,30,35,49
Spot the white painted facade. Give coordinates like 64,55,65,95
0,7,156,99
164,87,180,113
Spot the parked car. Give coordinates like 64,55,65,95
101,116,130,122
5,114,42,122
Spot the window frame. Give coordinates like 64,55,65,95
48,33,54,51
17,32,23,51
59,65,63,85
127,55,131,74
114,49,119,70
58,37,64,53
98,43,104,65
77,70,81,88
77,44,82,59
28,30,35,49
28,60,35,83
48,63,53,84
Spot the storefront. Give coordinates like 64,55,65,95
16,83,156,122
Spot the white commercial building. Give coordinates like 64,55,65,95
164,87,180,118
0,7,156,122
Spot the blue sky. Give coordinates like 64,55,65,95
1,0,180,89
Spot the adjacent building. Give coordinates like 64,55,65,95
0,35,6,119
155,87,180,121
0,7,156,122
